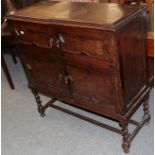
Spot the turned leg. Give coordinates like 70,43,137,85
143,97,151,123
120,124,130,153
31,89,45,117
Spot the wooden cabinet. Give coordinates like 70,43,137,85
6,1,151,153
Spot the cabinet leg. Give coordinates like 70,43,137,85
31,89,45,117
143,96,150,124
121,124,130,153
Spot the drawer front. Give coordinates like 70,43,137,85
63,50,114,73
56,26,115,64
12,21,54,48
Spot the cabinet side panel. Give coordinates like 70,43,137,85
117,14,148,109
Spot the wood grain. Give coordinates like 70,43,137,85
6,2,151,153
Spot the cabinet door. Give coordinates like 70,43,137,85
66,65,117,112
20,45,64,93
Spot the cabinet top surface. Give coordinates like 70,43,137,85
6,1,146,29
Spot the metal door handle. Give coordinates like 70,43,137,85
49,37,54,48
56,33,65,48
26,64,32,70
65,75,73,84
58,33,65,44
14,27,20,36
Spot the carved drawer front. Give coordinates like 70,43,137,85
20,45,63,92
65,64,117,112
12,21,54,48
63,49,115,73
56,27,115,64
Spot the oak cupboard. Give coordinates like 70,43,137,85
6,1,151,153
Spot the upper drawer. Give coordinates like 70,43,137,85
11,21,54,48
56,26,116,64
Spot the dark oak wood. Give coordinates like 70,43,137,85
6,2,151,153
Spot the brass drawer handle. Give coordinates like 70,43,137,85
26,64,32,70
81,50,90,56
62,47,90,56
31,41,42,47
14,28,25,36
49,37,54,48
65,75,73,84
58,33,65,43
31,41,50,49
56,33,65,48
14,27,20,36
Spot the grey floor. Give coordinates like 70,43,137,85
2,54,154,155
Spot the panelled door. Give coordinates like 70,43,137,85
65,64,117,110
20,44,64,94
